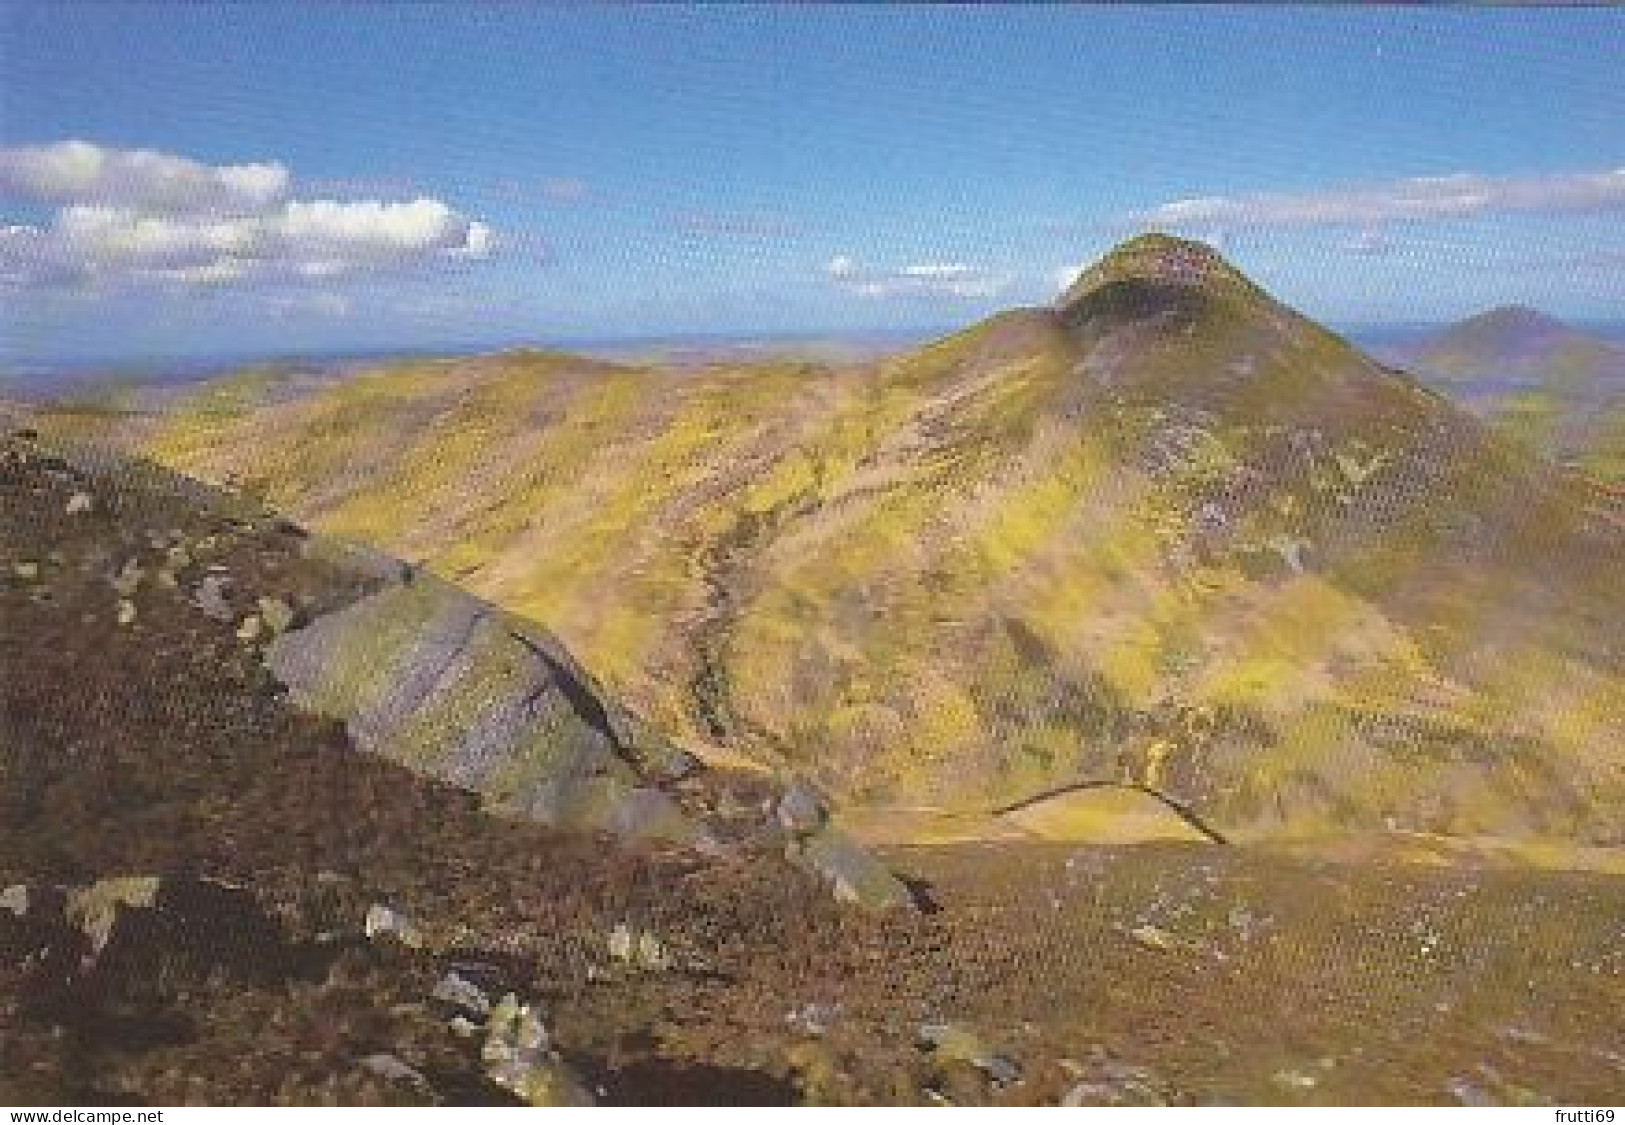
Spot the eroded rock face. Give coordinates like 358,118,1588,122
263,562,703,845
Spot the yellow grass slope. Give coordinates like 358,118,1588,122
130,237,1625,852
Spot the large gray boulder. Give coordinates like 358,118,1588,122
264,561,702,844
788,827,917,913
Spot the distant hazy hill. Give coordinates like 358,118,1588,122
1410,305,1625,386
1402,306,1625,479
74,235,1625,851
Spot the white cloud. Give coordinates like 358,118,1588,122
824,255,1011,300
1052,263,1087,294
0,139,289,215
459,221,495,259
899,262,973,279
265,292,352,319
0,141,494,292
272,198,488,264
1131,167,1625,232
1341,230,1393,257
825,254,859,279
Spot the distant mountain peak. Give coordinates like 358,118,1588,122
1454,304,1570,338
1420,303,1618,362
1410,303,1625,393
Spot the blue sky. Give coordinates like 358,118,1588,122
2,3,1622,365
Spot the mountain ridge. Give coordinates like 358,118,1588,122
40,235,1625,855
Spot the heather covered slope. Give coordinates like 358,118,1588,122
0,429,711,846
6,398,1625,1109
0,430,881,1105
108,236,1625,851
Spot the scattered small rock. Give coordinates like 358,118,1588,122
1447,1077,1496,1107
786,1001,840,1037
1061,1076,1168,1108
65,875,162,955
112,559,143,597
116,599,137,627
65,492,93,515
1058,1052,1169,1106
431,970,490,1017
789,828,917,912
1265,533,1310,575
978,1053,1021,1086
482,993,593,1106
658,747,702,781
363,903,424,949
1,884,28,916
237,614,264,642
359,1053,429,1090
776,779,828,835
917,1022,1021,1086
194,574,234,621
607,922,673,971
257,596,296,635
1129,923,1178,952
1273,1067,1319,1091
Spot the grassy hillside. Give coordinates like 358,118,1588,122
105,236,1625,849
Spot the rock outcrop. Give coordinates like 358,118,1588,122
264,558,702,844
4,425,913,908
